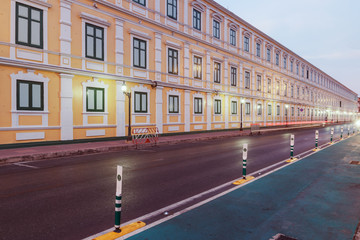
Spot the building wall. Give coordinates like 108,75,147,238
0,0,358,145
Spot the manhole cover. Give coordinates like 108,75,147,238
350,161,360,165
271,233,297,240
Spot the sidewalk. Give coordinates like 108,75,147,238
125,135,360,240
0,123,324,165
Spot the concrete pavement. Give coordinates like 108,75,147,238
124,134,360,240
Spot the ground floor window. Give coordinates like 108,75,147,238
214,99,221,114
134,92,147,113
245,102,250,115
17,80,44,111
168,95,179,113
86,87,104,112
194,97,202,114
231,101,237,114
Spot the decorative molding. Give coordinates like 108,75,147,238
228,22,239,31
16,132,45,141
128,29,152,40
191,1,205,12
80,12,111,27
211,12,224,22
165,40,182,49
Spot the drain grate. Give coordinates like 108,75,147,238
271,233,297,240
350,161,360,165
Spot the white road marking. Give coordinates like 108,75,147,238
12,162,39,169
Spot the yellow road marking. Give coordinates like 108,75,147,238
93,221,146,240
285,158,298,163
233,176,255,185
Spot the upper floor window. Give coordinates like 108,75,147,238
302,67,304,77
256,75,261,91
266,48,271,62
134,92,148,113
231,101,237,114
213,20,220,39
244,36,249,52
167,0,177,20
284,83,287,96
256,43,261,57
291,85,294,97
193,56,202,79
290,61,293,72
168,95,179,113
193,9,201,31
133,38,146,68
297,87,300,98
283,57,287,69
214,99,221,114
214,62,221,83
16,3,43,49
194,97,203,114
296,64,299,75
267,78,271,93
85,23,104,61
230,29,236,46
168,48,178,75
17,80,43,111
244,71,250,89
133,0,146,6
276,81,280,95
231,67,237,86
275,53,279,66
86,87,104,112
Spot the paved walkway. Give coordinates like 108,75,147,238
126,135,360,240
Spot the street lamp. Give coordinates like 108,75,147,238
121,82,132,141
240,98,245,131
285,104,289,127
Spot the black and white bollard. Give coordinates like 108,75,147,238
347,126,350,137
315,130,319,150
242,143,248,179
290,134,295,160
330,128,334,144
114,166,123,232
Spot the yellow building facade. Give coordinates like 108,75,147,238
0,0,358,145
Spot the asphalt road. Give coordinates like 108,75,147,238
0,124,352,240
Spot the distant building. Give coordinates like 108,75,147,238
0,0,358,145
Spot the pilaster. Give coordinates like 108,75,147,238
60,73,74,140
60,0,72,67
156,86,164,133
155,33,162,81
116,81,126,136
207,92,212,130
115,19,124,75
184,90,191,131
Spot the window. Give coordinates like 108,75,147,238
283,57,287,69
134,92,147,113
214,99,221,114
85,23,104,61
193,56,202,79
306,70,309,79
256,75,261,91
267,78,271,93
133,0,145,6
257,104,262,115
290,61,293,72
230,29,236,46
245,102,250,115
231,101,237,114
284,83,287,96
296,64,299,75
256,43,261,57
244,36,249,52
168,95,179,113
276,81,280,95
275,53,279,66
302,67,304,77
194,97,202,114
268,104,272,115
168,48,178,75
214,62,221,83
167,0,177,20
297,87,300,98
245,71,250,89
231,67,237,86
298,108,300,116
291,85,294,97
193,9,201,30
133,38,146,68
16,3,43,49
17,80,43,111
213,20,220,39
276,105,280,115
86,87,104,112
291,107,294,116
266,48,271,62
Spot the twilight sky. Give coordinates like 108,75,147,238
215,0,360,97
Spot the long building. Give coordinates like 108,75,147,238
0,0,358,145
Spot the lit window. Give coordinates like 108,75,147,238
193,56,202,79
256,75,261,91
257,104,262,115
267,78,271,93
214,62,221,83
